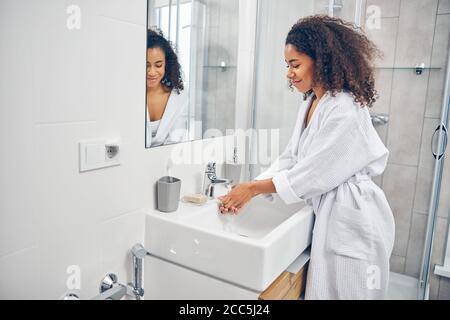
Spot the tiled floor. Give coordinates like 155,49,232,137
387,272,419,300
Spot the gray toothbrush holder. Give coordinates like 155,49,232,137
157,176,181,213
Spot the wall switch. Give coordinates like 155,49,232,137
79,139,121,172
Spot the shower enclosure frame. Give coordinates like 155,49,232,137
418,44,450,300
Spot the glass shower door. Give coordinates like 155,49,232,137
419,50,450,300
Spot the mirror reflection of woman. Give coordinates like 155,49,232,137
146,29,188,148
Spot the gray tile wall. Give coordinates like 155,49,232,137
364,0,450,299
438,0,450,14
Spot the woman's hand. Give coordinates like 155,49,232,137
218,179,276,214
218,182,256,214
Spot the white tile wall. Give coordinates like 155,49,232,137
100,210,146,284
95,0,147,25
0,247,40,300
0,0,232,299
0,0,37,257
31,0,97,125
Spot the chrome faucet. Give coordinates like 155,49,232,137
60,243,148,300
203,162,233,199
93,273,128,300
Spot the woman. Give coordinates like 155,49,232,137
146,29,189,148
218,16,395,300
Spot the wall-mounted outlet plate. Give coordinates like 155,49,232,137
79,139,121,173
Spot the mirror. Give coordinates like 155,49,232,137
146,0,240,148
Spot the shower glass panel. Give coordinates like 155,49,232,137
250,0,450,300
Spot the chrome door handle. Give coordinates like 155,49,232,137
431,124,448,160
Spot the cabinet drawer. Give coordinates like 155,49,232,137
259,262,308,300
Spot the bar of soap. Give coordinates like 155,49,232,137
182,194,208,205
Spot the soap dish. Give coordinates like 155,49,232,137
181,194,208,205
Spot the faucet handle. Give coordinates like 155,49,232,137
205,163,218,181
206,162,216,173
99,273,119,294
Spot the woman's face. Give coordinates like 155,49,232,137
284,44,315,93
147,47,166,89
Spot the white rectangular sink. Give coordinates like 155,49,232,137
145,194,314,292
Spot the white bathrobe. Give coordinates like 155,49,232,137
146,90,189,148
257,91,395,300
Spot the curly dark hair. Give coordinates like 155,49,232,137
147,28,184,93
286,15,381,108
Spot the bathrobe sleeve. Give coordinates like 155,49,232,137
272,105,382,204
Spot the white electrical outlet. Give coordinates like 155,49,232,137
79,139,121,172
